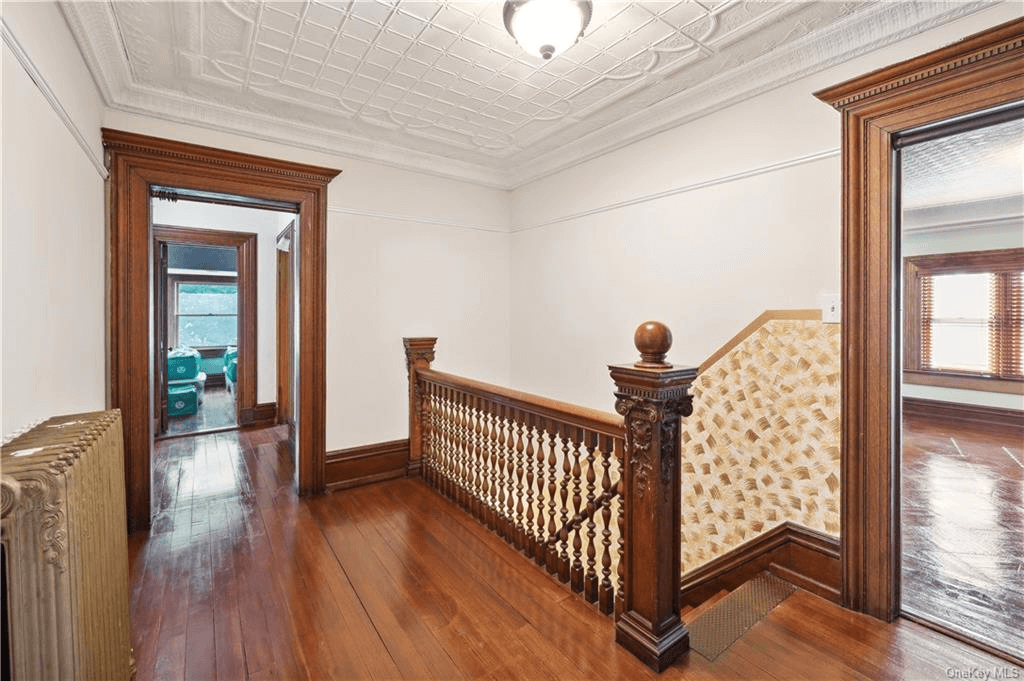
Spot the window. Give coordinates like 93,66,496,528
174,281,238,348
904,248,1023,391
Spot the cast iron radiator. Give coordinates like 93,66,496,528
1,410,133,680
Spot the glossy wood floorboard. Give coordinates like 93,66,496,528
901,414,1024,659
164,385,238,436
130,425,1022,680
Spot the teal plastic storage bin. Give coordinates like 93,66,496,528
168,384,198,417
168,371,206,405
168,347,201,380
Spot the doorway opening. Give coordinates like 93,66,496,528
896,108,1024,660
104,129,339,533
151,197,297,441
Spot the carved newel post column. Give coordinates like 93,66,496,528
610,321,697,672
403,337,437,477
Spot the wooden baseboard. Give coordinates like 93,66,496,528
326,439,409,492
680,521,840,608
240,402,277,427
903,397,1023,435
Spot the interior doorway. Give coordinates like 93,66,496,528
152,224,256,438
897,108,1024,660
104,127,340,532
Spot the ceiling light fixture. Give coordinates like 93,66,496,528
503,0,593,61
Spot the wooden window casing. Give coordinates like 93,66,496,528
904,248,1024,394
169,274,239,352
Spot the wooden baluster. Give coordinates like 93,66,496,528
545,422,560,574
556,424,572,581
451,390,462,502
581,430,598,599
473,393,485,516
507,413,521,547
428,383,440,487
598,434,615,614
489,403,501,532
481,401,494,530
444,387,456,500
610,321,696,671
459,394,468,504
568,428,585,590
616,438,625,618
403,337,437,478
463,396,473,512
422,381,434,486
514,417,529,551
524,415,537,557
496,406,509,539
535,424,550,565
439,386,451,498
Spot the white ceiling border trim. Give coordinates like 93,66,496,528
512,147,839,234
59,0,994,191
328,206,509,234
508,1,995,187
1,17,107,179
57,1,511,190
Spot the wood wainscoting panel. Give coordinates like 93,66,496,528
903,398,1024,436
679,522,840,609
325,439,410,491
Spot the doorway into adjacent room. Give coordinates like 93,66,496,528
148,192,299,531
897,107,1024,661
153,224,253,439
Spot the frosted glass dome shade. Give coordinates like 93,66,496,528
503,0,593,60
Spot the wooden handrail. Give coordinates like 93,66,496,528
552,480,621,540
700,309,821,373
406,325,698,672
419,368,624,439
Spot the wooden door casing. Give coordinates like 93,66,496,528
105,129,339,532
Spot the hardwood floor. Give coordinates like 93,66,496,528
901,413,1024,661
164,386,237,436
130,426,1022,680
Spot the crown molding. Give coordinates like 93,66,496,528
61,1,997,191
2,17,107,178
507,1,996,187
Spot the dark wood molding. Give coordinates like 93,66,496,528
154,225,257,428
105,129,339,532
700,309,822,373
680,522,841,609
903,370,1023,395
609,333,698,672
276,222,295,430
903,398,1024,436
240,402,278,428
325,439,410,492
815,18,1024,620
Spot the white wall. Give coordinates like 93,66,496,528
507,2,1023,414
151,200,293,405
104,111,513,451
1,2,107,437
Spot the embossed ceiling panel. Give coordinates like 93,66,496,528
902,116,1024,210
61,1,996,187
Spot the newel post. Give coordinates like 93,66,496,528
610,321,697,672
403,337,437,477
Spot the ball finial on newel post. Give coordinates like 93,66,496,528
633,321,672,368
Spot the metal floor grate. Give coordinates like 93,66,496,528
688,572,796,660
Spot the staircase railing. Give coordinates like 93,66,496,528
405,322,698,672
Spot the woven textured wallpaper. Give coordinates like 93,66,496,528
679,319,841,575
